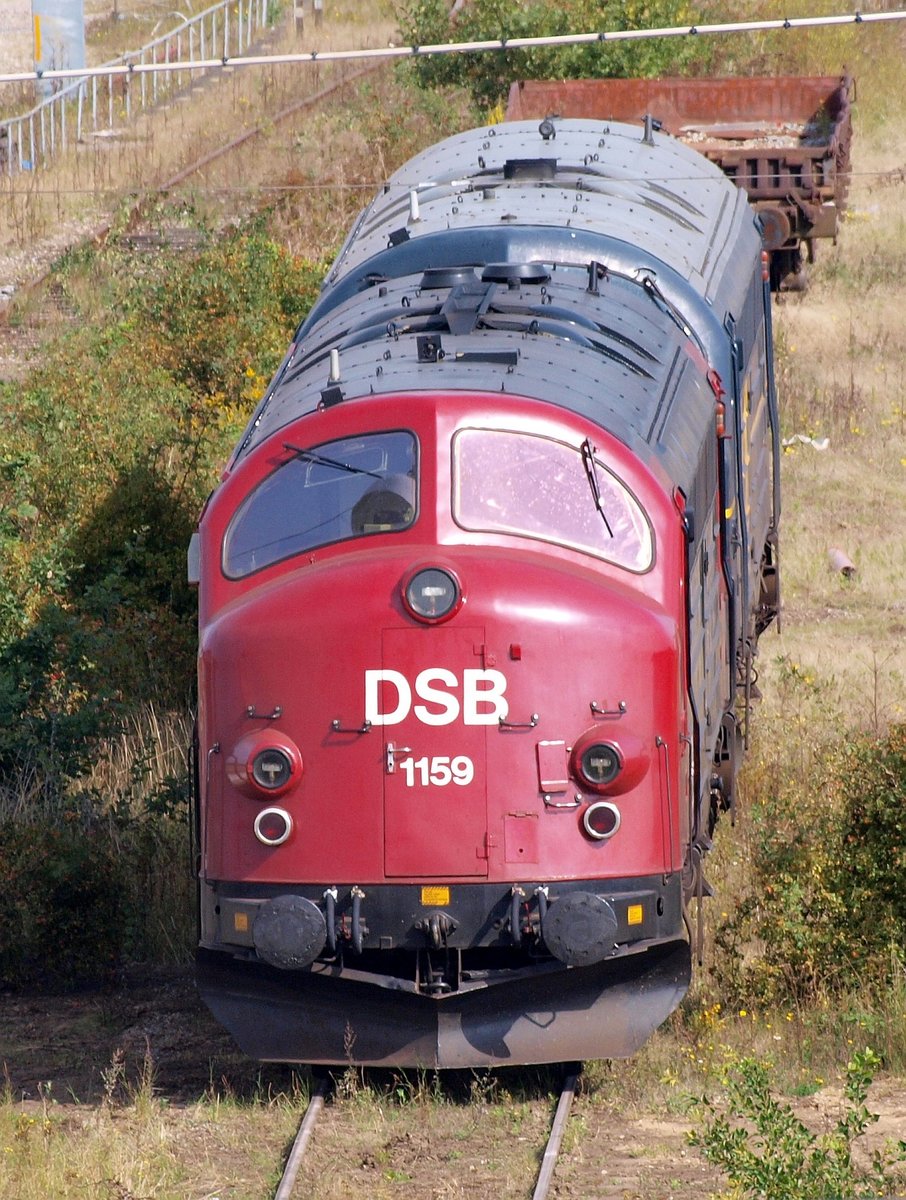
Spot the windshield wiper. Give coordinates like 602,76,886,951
581,439,614,538
283,444,384,479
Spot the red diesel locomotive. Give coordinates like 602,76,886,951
192,114,780,1067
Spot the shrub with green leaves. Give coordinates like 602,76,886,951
835,723,906,951
0,603,123,798
0,820,129,989
0,802,193,988
0,222,327,779
0,218,327,985
690,1049,906,1200
713,723,906,1007
395,0,714,109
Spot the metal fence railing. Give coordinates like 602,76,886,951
0,0,274,177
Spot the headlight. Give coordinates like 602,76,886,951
569,729,649,795
252,747,293,791
576,741,622,788
226,733,302,798
403,567,461,622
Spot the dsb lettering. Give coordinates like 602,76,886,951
364,668,509,726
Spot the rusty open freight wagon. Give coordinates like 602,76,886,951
505,75,853,289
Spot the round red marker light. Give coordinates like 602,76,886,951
582,801,621,841
254,807,293,846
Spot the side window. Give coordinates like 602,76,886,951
223,431,417,577
453,428,653,572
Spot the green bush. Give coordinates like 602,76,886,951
0,821,129,989
0,806,194,989
0,221,328,769
835,723,906,950
395,0,714,109
690,1049,906,1200
0,219,326,986
713,724,906,1007
0,604,123,794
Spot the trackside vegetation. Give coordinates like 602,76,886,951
713,722,906,1009
396,0,713,107
689,1049,906,1200
0,223,328,984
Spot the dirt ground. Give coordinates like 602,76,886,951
0,965,270,1104
1,969,905,1199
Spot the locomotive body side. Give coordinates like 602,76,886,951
194,119,779,1067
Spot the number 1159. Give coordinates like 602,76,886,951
398,755,475,787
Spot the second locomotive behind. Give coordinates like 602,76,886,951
192,114,780,1067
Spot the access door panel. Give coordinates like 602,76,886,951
379,627,493,878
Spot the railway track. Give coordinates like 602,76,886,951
274,1065,582,1200
0,59,378,382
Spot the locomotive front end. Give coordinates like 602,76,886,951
195,391,691,1067
194,114,777,1066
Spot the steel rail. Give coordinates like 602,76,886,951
532,1066,581,1200
2,64,376,309
1,8,904,86
274,1075,329,1200
267,1064,580,1198
152,62,376,192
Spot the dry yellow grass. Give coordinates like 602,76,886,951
0,1084,307,1200
0,1,400,278
759,119,906,732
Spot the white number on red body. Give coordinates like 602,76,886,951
398,755,475,787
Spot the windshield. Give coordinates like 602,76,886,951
223,431,417,577
453,429,652,571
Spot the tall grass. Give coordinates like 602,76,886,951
89,704,197,964
0,698,197,984
83,703,192,814
0,1062,313,1200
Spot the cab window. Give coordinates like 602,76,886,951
453,428,652,571
224,431,417,578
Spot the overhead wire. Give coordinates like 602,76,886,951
0,7,904,86
4,165,906,199
1,8,903,205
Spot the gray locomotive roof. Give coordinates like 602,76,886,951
234,118,763,498
237,254,718,498
323,119,752,303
